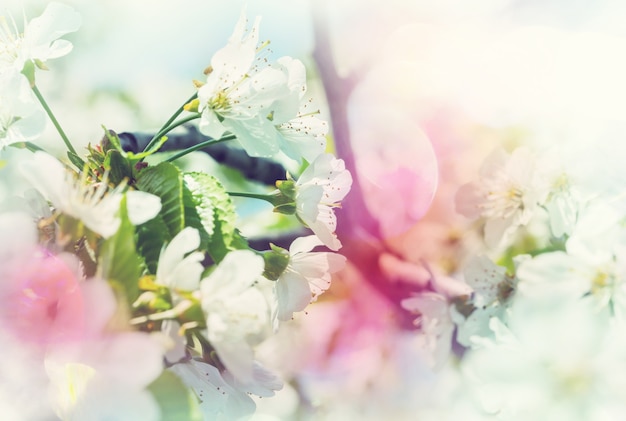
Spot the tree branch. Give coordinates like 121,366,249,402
311,0,381,241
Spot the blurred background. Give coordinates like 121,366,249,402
5,0,626,419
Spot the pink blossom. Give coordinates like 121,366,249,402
0,247,86,348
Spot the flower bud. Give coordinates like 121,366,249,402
183,98,200,113
276,179,296,199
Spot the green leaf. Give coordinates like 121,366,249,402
182,173,221,237
98,195,142,302
135,163,250,267
136,215,171,274
183,172,248,262
67,150,86,170
230,229,249,251
148,370,201,421
106,149,133,186
136,162,186,237
182,180,210,250
134,162,211,267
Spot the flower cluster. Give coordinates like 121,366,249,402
0,3,350,419
401,141,626,419
192,14,327,163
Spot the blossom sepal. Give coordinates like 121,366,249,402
274,202,297,215
261,243,291,281
86,129,165,186
20,60,37,87
271,179,297,214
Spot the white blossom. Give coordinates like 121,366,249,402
199,250,271,384
272,235,346,322
516,203,626,318
462,295,626,421
197,13,308,159
46,329,164,421
402,291,455,369
0,2,81,79
456,146,550,249
453,255,519,347
20,151,161,238
294,153,352,251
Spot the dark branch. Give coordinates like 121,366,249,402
311,1,381,240
118,126,287,186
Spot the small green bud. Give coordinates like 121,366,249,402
149,295,172,312
276,179,296,199
262,244,290,280
184,98,200,113
101,128,124,153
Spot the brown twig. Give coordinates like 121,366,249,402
311,1,420,329
311,0,380,241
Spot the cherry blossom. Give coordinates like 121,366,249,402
294,153,352,251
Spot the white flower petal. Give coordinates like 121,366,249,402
211,338,256,384
125,190,161,225
169,359,256,420
289,235,324,255
275,272,311,321
20,151,68,209
516,251,593,300
156,227,203,290
223,360,283,398
201,250,264,297
198,105,228,139
161,320,187,364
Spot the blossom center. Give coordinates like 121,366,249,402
590,267,616,298
210,90,231,111
549,363,593,398
0,15,21,66
479,182,524,219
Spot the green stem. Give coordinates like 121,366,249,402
31,85,77,156
161,114,200,137
143,92,198,153
144,114,201,155
164,135,234,163
226,191,277,204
